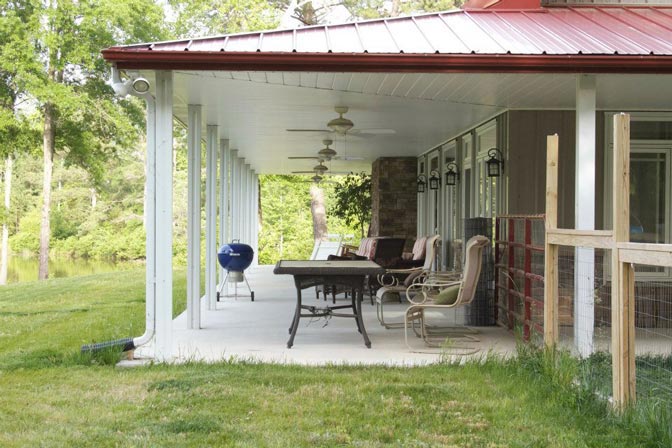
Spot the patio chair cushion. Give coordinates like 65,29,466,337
401,236,427,261
434,284,460,305
411,237,427,260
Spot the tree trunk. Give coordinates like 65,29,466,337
310,184,328,242
39,103,55,280
0,155,12,285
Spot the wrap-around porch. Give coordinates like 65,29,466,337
102,3,672,363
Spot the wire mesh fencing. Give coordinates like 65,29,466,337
497,213,672,409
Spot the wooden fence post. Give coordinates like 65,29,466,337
612,113,635,408
544,134,559,348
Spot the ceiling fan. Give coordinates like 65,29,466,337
292,160,350,175
286,106,395,136
288,139,364,162
302,174,335,185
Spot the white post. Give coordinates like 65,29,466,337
574,74,596,357
245,166,251,245
251,171,259,266
186,105,201,329
240,163,248,243
154,71,173,361
219,139,229,281
206,125,218,310
230,150,240,240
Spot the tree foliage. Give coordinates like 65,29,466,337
331,173,371,238
168,0,291,37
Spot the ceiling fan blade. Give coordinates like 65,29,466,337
349,128,396,135
286,129,332,133
333,156,364,161
292,170,318,174
288,156,321,160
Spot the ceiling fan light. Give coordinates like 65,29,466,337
327,116,354,134
313,164,328,173
318,147,337,159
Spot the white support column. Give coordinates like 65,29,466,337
243,163,251,244
186,105,201,329
206,125,218,311
230,150,240,240
574,74,597,357
154,70,173,361
219,139,229,281
237,157,246,241
251,171,259,266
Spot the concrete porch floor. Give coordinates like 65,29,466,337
138,265,517,365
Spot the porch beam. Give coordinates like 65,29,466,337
186,105,202,329
574,74,597,357
206,125,218,310
154,70,173,360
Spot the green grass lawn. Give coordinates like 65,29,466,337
0,269,660,447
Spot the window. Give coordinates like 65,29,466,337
604,113,672,278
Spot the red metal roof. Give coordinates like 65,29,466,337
103,6,672,73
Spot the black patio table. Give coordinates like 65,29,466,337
273,260,385,348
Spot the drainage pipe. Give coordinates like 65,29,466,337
81,67,156,354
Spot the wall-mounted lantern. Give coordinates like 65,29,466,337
417,174,427,193
445,162,460,186
429,170,441,190
486,148,505,178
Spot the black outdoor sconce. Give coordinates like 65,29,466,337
429,170,441,190
486,148,505,178
445,162,460,186
417,174,427,193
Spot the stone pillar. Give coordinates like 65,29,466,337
370,157,417,243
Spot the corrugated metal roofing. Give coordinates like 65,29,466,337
120,7,672,56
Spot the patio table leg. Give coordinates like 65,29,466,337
355,287,371,348
287,287,302,348
351,288,361,334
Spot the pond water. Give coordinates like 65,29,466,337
3,256,137,284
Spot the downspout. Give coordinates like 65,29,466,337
81,66,156,354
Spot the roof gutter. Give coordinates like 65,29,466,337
102,49,672,74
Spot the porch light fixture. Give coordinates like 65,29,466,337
429,170,441,190
416,174,427,193
445,162,460,186
132,77,151,94
486,148,504,178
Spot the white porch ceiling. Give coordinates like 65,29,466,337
164,71,672,174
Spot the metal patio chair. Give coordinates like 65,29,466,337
403,235,489,354
374,234,441,328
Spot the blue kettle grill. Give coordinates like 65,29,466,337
216,240,255,301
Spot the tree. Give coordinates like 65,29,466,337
20,0,166,279
309,183,328,243
0,1,42,283
331,173,371,238
168,0,291,37
342,0,463,19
